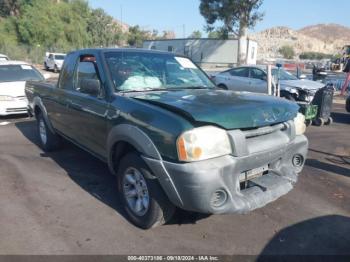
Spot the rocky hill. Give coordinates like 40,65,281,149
250,24,350,60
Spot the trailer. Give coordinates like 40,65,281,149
143,38,258,69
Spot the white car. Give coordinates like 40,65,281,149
213,65,324,102
0,61,46,116
0,54,9,61
44,53,66,73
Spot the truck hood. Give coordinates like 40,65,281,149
132,89,299,130
280,79,324,91
0,81,26,97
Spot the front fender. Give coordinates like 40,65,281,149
107,124,162,174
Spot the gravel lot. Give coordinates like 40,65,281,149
0,103,349,255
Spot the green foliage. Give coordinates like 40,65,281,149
299,52,333,60
199,0,264,39
0,0,127,63
279,45,295,59
189,30,202,38
127,25,151,47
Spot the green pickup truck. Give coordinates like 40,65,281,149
26,49,308,229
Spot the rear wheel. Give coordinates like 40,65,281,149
117,153,175,229
37,113,61,151
44,62,49,71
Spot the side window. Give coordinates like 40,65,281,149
58,53,77,90
230,67,249,77
250,68,266,80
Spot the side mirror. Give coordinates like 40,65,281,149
43,73,51,80
299,74,307,79
80,79,101,96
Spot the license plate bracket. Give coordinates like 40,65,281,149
239,165,268,183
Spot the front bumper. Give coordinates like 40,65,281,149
0,100,28,116
144,129,308,214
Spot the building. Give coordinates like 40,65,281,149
143,38,258,69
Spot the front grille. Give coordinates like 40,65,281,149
242,123,286,138
228,121,295,157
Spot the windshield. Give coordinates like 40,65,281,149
54,55,65,60
104,52,215,92
0,65,44,82
272,68,298,81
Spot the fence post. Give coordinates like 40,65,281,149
267,64,272,95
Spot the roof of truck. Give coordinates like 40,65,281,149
68,48,184,57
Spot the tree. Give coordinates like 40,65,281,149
279,45,295,59
189,30,202,38
127,25,150,47
199,0,264,64
87,8,123,47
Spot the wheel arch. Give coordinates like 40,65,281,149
32,96,55,133
107,124,162,176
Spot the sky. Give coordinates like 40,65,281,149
89,0,350,37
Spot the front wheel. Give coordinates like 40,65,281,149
117,153,175,229
37,113,61,151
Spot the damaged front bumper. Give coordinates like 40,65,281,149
143,121,308,214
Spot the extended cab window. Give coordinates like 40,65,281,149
229,67,249,77
58,53,76,89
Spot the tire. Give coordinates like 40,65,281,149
305,119,312,127
313,117,324,127
346,98,350,113
217,84,228,90
325,117,333,125
37,113,61,151
53,65,58,73
117,153,175,229
44,62,49,71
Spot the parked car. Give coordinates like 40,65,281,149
213,65,324,103
44,52,66,73
0,61,47,116
0,54,9,61
26,49,308,229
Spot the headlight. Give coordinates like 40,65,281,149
294,113,306,135
177,126,232,162
0,95,14,101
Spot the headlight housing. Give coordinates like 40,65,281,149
0,95,14,101
177,126,232,162
294,113,306,135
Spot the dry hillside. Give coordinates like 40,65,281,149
250,24,350,60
